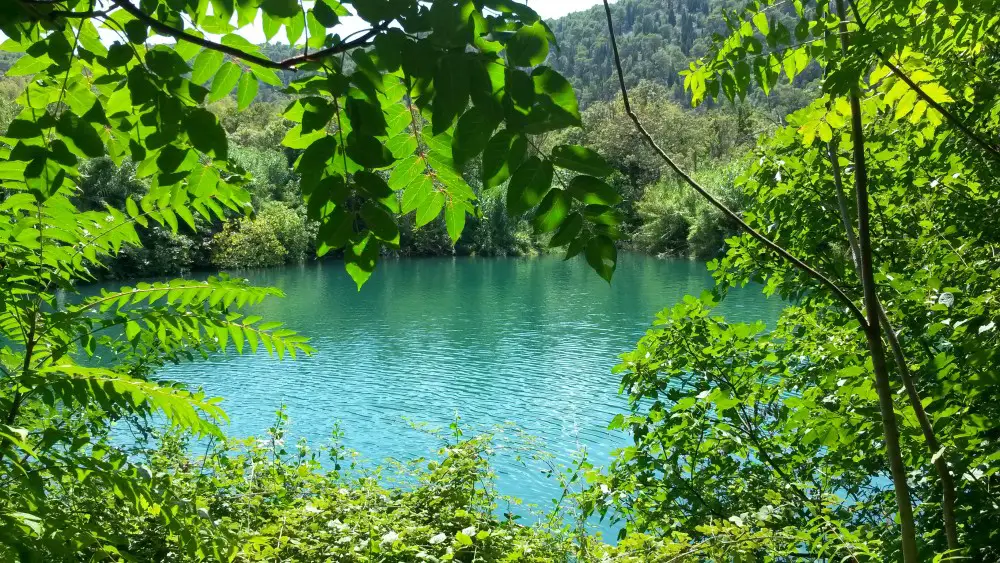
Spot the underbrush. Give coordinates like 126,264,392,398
10,411,766,562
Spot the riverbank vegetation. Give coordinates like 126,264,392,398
1,0,998,561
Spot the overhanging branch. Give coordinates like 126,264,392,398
601,0,867,328
105,0,380,70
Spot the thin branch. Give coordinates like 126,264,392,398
106,0,381,70
601,0,867,328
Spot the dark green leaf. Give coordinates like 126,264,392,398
585,235,617,282
432,56,470,135
345,96,388,136
361,200,399,243
550,145,613,177
482,130,527,188
261,0,299,18
568,175,621,206
184,108,228,159
452,106,499,167
56,113,104,158
549,212,583,247
506,156,552,216
507,21,549,67
345,132,395,169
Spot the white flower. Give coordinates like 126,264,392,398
381,531,399,544
338,488,349,495
599,483,610,495
429,532,447,545
461,526,476,537
304,504,322,514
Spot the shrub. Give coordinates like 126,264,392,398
212,202,313,269
632,160,746,259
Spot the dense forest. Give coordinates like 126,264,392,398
2,0,998,561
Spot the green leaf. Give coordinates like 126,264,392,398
507,156,553,216
389,155,426,191
482,130,527,188
549,212,583,247
507,21,549,67
585,235,617,282
533,188,571,233
550,145,613,177
56,113,104,158
416,190,446,227
209,61,241,103
568,175,621,206
236,71,258,111
402,173,433,214
345,233,379,289
452,106,498,167
752,12,770,36
191,49,224,85
445,202,467,244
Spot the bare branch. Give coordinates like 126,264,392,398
601,0,867,328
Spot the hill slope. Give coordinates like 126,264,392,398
547,0,742,106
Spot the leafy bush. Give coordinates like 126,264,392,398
632,160,745,259
212,202,313,269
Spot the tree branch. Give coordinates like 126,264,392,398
601,0,867,328
106,0,380,70
828,138,960,552
834,0,919,559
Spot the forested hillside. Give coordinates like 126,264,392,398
549,0,818,113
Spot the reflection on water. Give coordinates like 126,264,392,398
97,254,784,527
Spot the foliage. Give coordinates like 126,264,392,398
549,0,822,109
212,201,313,269
1,0,626,289
595,0,1000,560
633,160,746,258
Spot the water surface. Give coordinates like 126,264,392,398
141,255,782,521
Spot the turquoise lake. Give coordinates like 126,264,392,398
138,254,783,527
